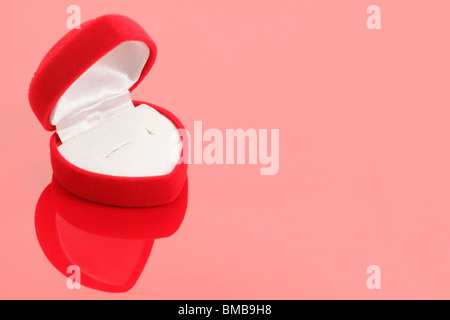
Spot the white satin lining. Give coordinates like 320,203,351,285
49,40,182,177
50,41,151,143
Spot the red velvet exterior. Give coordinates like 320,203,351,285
29,15,188,207
50,176,188,239
51,102,188,208
29,14,157,131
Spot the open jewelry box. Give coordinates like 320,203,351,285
29,15,187,207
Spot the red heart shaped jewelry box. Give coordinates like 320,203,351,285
29,15,187,207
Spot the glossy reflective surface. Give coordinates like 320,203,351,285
35,179,188,292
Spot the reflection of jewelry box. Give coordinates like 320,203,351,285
35,178,188,292
29,15,188,207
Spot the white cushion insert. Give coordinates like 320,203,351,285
57,104,182,177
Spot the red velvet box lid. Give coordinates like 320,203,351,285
29,14,157,131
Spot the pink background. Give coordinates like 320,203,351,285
1,0,450,299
